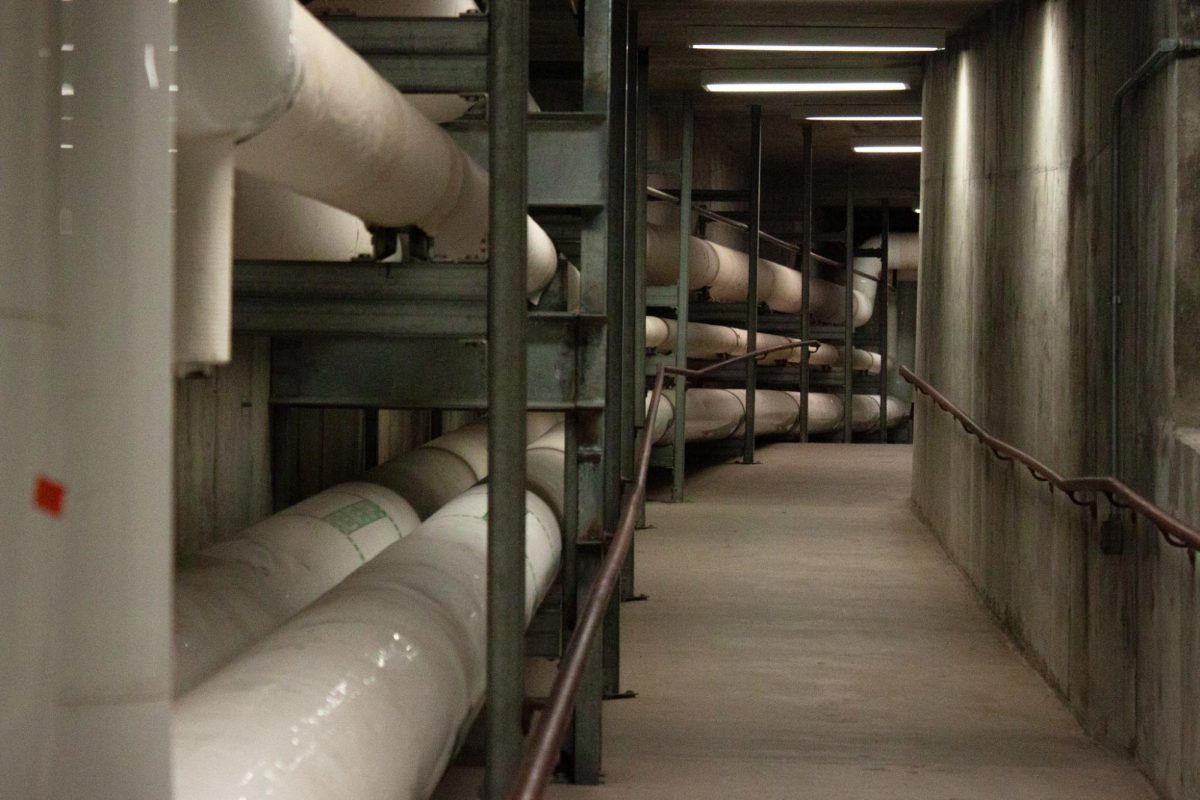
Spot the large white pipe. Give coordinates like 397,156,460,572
234,172,377,262
644,315,874,369
234,1,558,288
174,483,422,696
174,413,560,695
845,232,920,329
365,412,559,518
645,222,853,322
850,396,910,433
175,136,236,375
175,0,299,371
650,389,907,444
173,483,561,800
788,391,844,434
176,0,559,370
53,0,176,795
0,1,62,794
307,0,480,14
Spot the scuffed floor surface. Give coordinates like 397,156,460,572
436,443,1158,800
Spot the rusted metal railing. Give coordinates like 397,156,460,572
900,365,1200,552
506,339,819,800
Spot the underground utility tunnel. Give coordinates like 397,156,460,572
2,0,1199,799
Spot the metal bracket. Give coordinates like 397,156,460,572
1100,514,1125,555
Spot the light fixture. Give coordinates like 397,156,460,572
689,26,945,53
701,68,918,94
706,81,909,93
806,115,923,122
854,145,923,154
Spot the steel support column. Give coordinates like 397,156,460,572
484,0,529,795
633,47,650,530
842,170,854,443
600,0,630,711
670,96,694,501
570,0,625,781
742,105,763,464
798,123,814,441
878,199,890,443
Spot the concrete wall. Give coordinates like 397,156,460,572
913,0,1200,797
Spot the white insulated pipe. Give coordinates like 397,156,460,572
53,0,176,796
365,412,559,518
644,315,875,369
173,484,561,800
850,396,910,433
645,222,850,322
175,136,236,375
234,172,377,262
0,1,62,794
175,0,299,371
795,392,844,434
650,389,907,444
233,1,558,285
173,483,422,696
175,0,559,370
844,232,919,329
307,0,481,14
174,413,560,696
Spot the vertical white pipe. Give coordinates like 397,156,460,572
0,1,61,795
54,1,175,796
175,135,235,375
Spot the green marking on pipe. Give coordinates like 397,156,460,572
323,499,388,536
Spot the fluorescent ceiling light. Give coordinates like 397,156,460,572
706,81,909,93
689,25,945,53
854,145,923,154
701,68,918,94
806,115,923,122
693,44,939,53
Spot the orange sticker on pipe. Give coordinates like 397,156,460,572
33,475,65,517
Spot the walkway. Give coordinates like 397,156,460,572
543,443,1157,799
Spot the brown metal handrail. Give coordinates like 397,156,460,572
506,339,820,800
900,366,1200,552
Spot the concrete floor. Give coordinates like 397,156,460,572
437,443,1159,800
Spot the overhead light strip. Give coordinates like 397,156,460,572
854,145,923,154
705,81,910,93
693,44,940,53
806,115,923,122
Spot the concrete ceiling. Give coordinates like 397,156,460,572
531,0,995,196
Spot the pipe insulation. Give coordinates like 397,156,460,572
173,484,422,696
233,1,559,284
175,0,301,371
0,0,61,793
174,413,560,696
645,222,846,322
234,173,376,262
650,389,907,444
175,136,236,374
173,483,561,800
644,315,869,368
54,0,176,794
176,0,559,370
232,175,563,302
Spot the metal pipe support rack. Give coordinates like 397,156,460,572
236,3,638,791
